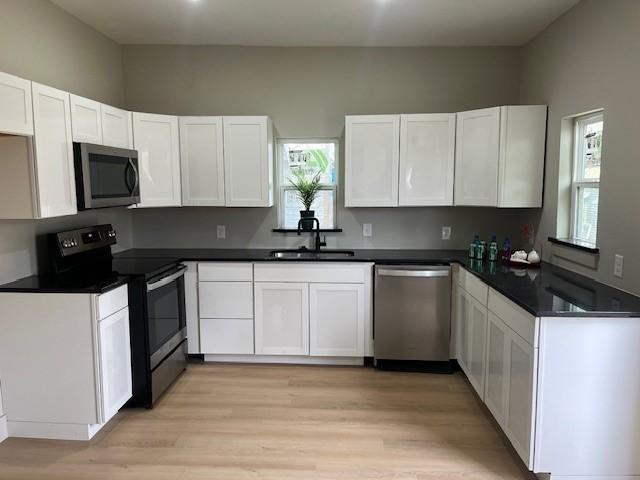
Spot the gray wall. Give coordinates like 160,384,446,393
124,45,534,250
520,0,640,294
0,0,133,285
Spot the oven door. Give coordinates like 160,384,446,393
74,142,140,209
146,265,187,370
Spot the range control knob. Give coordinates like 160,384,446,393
107,229,116,238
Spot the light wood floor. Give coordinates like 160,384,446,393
0,364,532,480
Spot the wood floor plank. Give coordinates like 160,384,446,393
0,364,531,480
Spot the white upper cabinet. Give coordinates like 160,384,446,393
345,115,400,207
101,104,133,149
498,105,547,208
223,116,273,207
31,82,77,218
454,107,501,206
132,112,182,208
399,113,455,206
70,94,103,144
180,116,225,206
455,105,547,208
0,72,33,135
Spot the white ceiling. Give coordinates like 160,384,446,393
50,0,580,47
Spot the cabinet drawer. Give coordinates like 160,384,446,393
198,262,253,281
98,284,128,320
200,318,254,354
254,263,368,284
199,282,253,318
488,288,535,345
458,267,488,305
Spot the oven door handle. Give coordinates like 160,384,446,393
146,265,187,292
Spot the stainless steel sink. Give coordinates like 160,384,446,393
269,249,355,259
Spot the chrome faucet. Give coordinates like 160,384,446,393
297,217,326,252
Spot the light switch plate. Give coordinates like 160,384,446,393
442,226,451,240
216,225,226,239
362,223,372,237
614,254,624,278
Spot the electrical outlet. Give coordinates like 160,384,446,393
216,225,226,239
614,254,624,278
362,223,372,237
442,226,451,240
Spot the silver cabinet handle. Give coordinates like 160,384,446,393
147,265,187,291
377,269,450,278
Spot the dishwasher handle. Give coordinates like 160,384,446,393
376,268,450,278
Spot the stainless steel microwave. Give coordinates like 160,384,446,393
73,142,140,210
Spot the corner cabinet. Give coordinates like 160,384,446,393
223,116,274,207
455,105,547,207
31,82,77,218
132,112,182,208
0,72,33,135
399,113,455,206
345,115,400,207
179,116,225,206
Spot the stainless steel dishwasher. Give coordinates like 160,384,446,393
374,265,451,369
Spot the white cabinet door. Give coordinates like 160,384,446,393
455,285,470,374
309,283,364,357
399,113,455,206
98,307,132,423
31,82,77,218
0,72,33,135
101,104,133,149
69,94,102,144
454,107,500,206
254,282,309,355
485,312,509,426
223,116,273,207
132,112,182,207
199,282,254,319
504,328,535,467
200,318,254,354
180,116,225,206
498,105,547,208
345,115,399,207
467,292,488,399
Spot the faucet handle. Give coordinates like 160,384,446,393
321,235,327,247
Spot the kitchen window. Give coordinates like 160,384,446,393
570,112,603,245
277,139,338,229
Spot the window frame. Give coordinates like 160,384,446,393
276,138,340,229
570,111,603,245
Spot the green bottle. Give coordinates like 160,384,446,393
489,235,499,262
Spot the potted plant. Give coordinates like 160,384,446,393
289,171,322,231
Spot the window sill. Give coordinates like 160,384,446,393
272,228,343,233
548,237,599,271
548,237,599,254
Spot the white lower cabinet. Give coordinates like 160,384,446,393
484,312,509,425
504,329,535,466
196,262,373,361
98,307,132,422
456,286,487,399
309,283,365,357
254,282,309,355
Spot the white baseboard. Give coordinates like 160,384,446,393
204,354,364,366
0,415,7,443
7,420,104,441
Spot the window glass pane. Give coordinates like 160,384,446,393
283,189,335,229
282,142,336,185
575,186,599,244
579,118,603,181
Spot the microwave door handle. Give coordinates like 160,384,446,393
128,158,139,196
124,161,133,193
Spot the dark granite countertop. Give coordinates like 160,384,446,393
113,248,640,318
0,273,129,294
